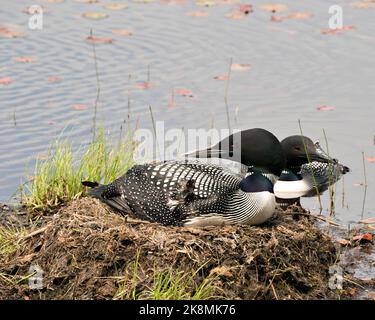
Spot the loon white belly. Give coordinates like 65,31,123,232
183,191,275,226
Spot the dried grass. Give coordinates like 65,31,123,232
0,198,337,300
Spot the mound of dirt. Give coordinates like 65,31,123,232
0,198,337,300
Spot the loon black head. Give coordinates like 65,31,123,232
190,128,286,177
281,135,332,169
239,172,274,193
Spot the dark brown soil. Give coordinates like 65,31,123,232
0,198,343,300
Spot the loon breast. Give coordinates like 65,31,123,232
183,191,275,227
275,160,350,200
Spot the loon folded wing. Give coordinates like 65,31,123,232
152,160,242,198
176,154,248,178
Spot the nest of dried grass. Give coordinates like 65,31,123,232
0,198,337,300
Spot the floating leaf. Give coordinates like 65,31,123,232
36,154,48,161
15,56,36,63
365,157,375,163
259,4,288,12
44,0,65,3
82,12,108,20
112,29,133,36
359,217,375,224
272,12,313,22
226,12,245,19
75,0,99,3
0,77,12,85
353,182,365,187
220,0,240,3
134,0,155,3
0,26,25,38
22,6,49,15
317,105,335,111
135,81,152,89
352,233,373,242
186,11,209,17
86,36,113,43
231,63,251,71
351,1,375,8
195,0,216,6
103,3,128,10
271,15,283,22
239,4,253,14
161,0,186,5
337,239,350,246
175,88,194,97
48,76,61,82
214,75,229,80
288,12,313,19
72,104,88,111
321,25,356,35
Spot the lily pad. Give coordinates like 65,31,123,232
103,3,128,10
86,36,113,43
175,88,194,97
359,217,375,224
82,12,109,20
226,12,245,20
72,104,88,111
231,63,251,71
258,3,288,12
214,75,229,80
112,29,133,36
351,1,375,8
15,56,36,63
0,25,25,38
186,11,209,17
0,77,12,85
195,0,216,7
133,0,155,3
317,105,335,111
75,0,99,3
44,0,65,3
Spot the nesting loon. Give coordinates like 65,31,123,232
83,161,277,226
187,130,350,206
83,130,285,226
274,135,350,202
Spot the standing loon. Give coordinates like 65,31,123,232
83,129,286,226
83,161,277,226
274,136,350,205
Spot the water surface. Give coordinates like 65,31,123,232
0,1,374,230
